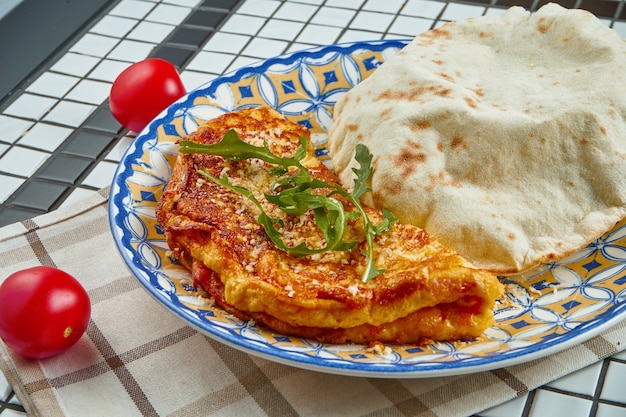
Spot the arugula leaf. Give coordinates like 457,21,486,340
185,130,395,282
179,129,307,168
328,144,398,282
351,144,374,200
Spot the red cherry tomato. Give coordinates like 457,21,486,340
0,266,91,359
109,58,186,133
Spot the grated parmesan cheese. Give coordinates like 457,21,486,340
365,341,394,357
284,284,295,298
347,285,359,296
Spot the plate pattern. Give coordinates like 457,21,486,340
109,40,626,377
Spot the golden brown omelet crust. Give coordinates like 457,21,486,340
156,106,503,344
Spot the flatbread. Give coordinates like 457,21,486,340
328,4,626,274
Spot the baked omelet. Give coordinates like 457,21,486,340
156,106,503,344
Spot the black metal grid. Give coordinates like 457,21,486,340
1,0,626,416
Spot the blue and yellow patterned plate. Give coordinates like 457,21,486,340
109,40,626,377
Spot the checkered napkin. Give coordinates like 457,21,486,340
1,188,625,417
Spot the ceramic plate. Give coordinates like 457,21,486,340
109,40,626,378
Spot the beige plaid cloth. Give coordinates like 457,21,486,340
1,187,625,417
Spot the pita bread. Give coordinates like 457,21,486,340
328,3,626,274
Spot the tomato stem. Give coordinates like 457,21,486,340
63,327,73,338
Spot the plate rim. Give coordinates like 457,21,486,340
108,39,626,378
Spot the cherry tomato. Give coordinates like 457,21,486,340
109,58,186,133
0,266,91,359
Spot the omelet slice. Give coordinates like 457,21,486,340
156,106,503,344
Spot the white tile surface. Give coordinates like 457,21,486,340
389,15,433,36
237,0,281,17
144,3,191,25
350,10,395,32
363,0,405,13
70,33,120,57
202,32,251,54
105,136,135,162
285,42,316,52
257,19,304,41
106,39,156,62
90,15,138,38
325,0,365,8
25,72,80,98
3,94,57,120
273,2,318,22
88,60,132,83
613,21,626,37
597,402,626,417
311,6,356,27
0,116,33,144
485,7,508,16
0,371,11,398
18,123,73,152
164,0,200,7
186,51,236,74
109,0,156,19
43,102,97,127
546,362,602,397
383,32,414,40
179,70,217,91
221,14,267,35
612,349,626,360
126,21,175,43
286,0,323,4
65,80,112,105
529,390,592,417
440,2,486,21
401,0,446,19
297,24,342,45
0,175,24,203
338,29,382,43
50,53,102,77
80,161,119,188
0,147,49,177
600,361,626,403
226,56,263,73
241,37,288,59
